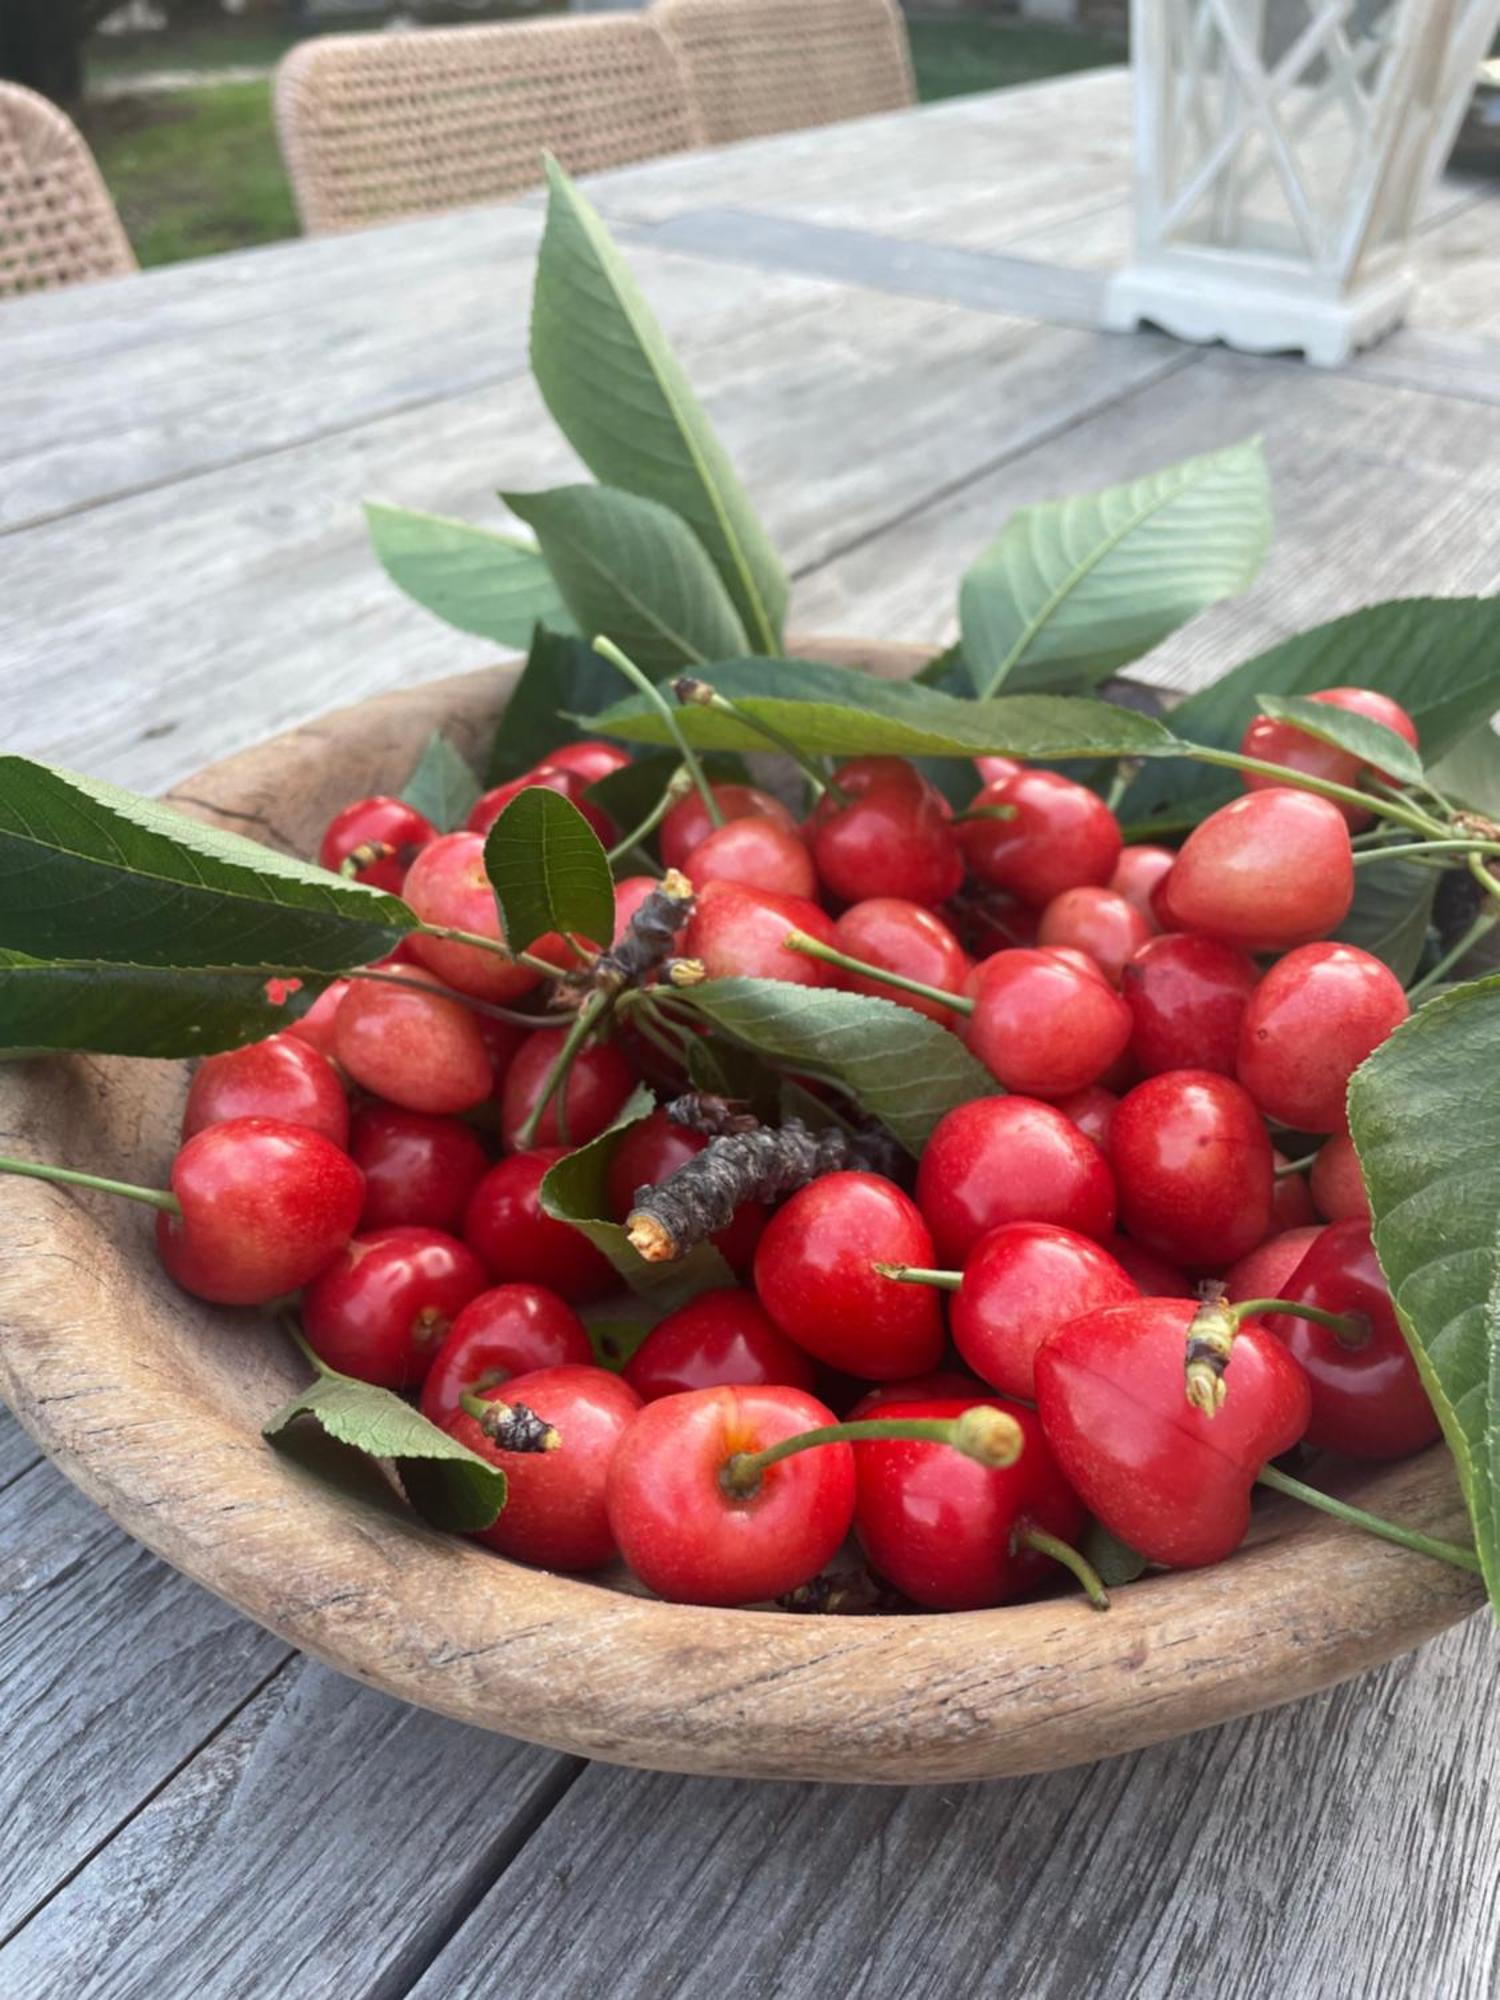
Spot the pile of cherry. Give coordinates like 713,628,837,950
133,687,1454,1613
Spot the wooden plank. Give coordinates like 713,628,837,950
0,1652,579,1997
0,1408,40,1491
402,1615,1499,2000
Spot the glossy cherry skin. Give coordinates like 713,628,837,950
1222,1224,1324,1307
467,766,617,846
682,880,838,985
1051,1085,1117,1152
452,1366,641,1571
604,1110,765,1274
624,1288,818,1401
498,1028,636,1154
1121,933,1258,1078
958,769,1122,909
1163,789,1355,952
1269,1150,1318,1231
347,1102,490,1232
754,1172,945,1379
402,831,545,1004
1037,886,1151,986
1102,1235,1194,1298
318,795,437,893
419,1284,593,1425
605,1384,855,1605
333,967,492,1115
660,783,797,874
462,1149,616,1303
183,1032,348,1148
1034,1299,1312,1567
301,1226,489,1390
846,1369,987,1418
683,817,818,900
1237,943,1409,1133
1240,687,1419,831
155,1117,364,1306
916,1096,1116,1264
950,1222,1137,1399
831,898,971,1024
1263,1220,1438,1459
854,1396,1085,1610
1111,1070,1274,1271
1311,1132,1370,1222
967,948,1132,1096
1109,844,1176,921
808,759,962,907
542,739,632,787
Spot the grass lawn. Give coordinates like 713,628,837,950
82,15,1126,269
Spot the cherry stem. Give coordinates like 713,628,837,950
1186,746,1444,838
1016,1527,1111,1611
458,1390,561,1453
347,967,575,1028
592,637,724,830
1256,1463,1482,1576
951,804,1019,825
1354,838,1500,867
720,1405,1024,1499
1274,1154,1314,1178
873,1261,962,1292
1408,909,1500,1001
1468,852,1500,910
0,1153,179,1216
782,931,974,1015
605,766,694,869
515,989,611,1150
413,921,555,976
1229,1298,1368,1344
671,676,843,803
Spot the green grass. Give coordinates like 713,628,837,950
908,17,1125,103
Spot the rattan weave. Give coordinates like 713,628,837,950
0,84,136,297
274,18,700,236
655,0,914,146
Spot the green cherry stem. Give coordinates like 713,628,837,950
1016,1526,1111,1611
1469,852,1500,908
412,921,558,977
671,675,844,803
346,967,575,1028
783,930,974,1015
1185,1295,1366,1415
606,765,695,869
592,637,723,830
514,990,611,1151
1407,910,1500,1002
1184,746,1445,838
1230,1298,1369,1342
720,1405,1024,1499
873,1261,961,1292
1354,838,1500,867
1255,1464,1482,1576
0,1153,180,1216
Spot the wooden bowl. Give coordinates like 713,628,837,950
0,641,1481,1785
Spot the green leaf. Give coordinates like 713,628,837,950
0,952,330,1059
1255,693,1425,788
365,502,576,648
583,658,1182,763
0,756,412,972
1429,724,1500,818
1080,1519,1149,1588
676,980,995,1155
1347,975,1500,1607
483,786,614,953
1334,860,1436,983
265,1370,507,1533
584,1317,655,1372
958,438,1271,696
399,732,482,833
531,158,787,653
502,486,751,677
1122,599,1500,825
539,1084,733,1303
487,627,629,786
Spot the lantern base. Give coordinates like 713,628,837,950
1103,261,1415,369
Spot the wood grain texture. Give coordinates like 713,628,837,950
0,657,1481,1788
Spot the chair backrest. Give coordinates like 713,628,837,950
274,17,701,236
0,83,136,297
655,0,914,147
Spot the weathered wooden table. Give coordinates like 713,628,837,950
5,69,1500,1998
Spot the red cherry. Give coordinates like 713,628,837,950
1240,688,1419,831
853,1396,1084,1610
624,1288,817,1401
974,754,1021,786
183,1032,348,1148
831,898,971,1024
287,979,351,1065
917,1096,1116,1264
155,1117,364,1306
846,1368,987,1418
605,1384,855,1604
1269,1150,1318,1231
1109,844,1176,920
753,1172,945,1379
1223,1224,1324,1306
683,817,818,900
348,1102,490,1232
1111,1071,1274,1270
809,759,962,907
957,769,1121,909
404,831,575,1004
682,880,837,985
1051,1085,1117,1152
475,1014,527,1094
452,1365,641,1570
333,967,492,1115
1121,933,1259,1077
660,783,797,874
1038,886,1151,987
319,795,436,894
967,948,1132,1096
1034,1299,1311,1566
419,1284,592,1425
950,1222,1137,1398
467,766,617,846
1263,1221,1438,1459
1101,1234,1194,1297
604,1110,765,1274
1165,790,1355,951
301,1226,488,1389
1311,1132,1370,1222
498,1028,636,1153
1238,943,1408,1133
542,740,632,787
462,1149,616,1302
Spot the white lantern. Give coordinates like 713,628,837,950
1105,0,1500,364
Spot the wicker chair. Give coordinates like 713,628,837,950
0,83,136,297
655,0,914,147
274,18,701,236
